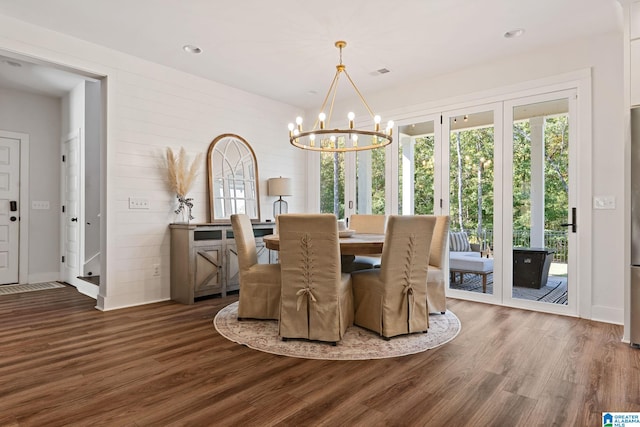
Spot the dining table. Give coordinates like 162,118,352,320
263,232,385,256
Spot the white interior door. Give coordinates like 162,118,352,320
0,136,20,284
62,130,82,285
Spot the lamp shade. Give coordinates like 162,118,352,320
268,177,292,197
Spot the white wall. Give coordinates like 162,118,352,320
352,31,624,324
0,13,625,323
0,87,61,281
0,14,304,309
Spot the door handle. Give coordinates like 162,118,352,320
560,207,577,233
71,217,78,222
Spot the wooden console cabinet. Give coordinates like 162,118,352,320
170,222,276,304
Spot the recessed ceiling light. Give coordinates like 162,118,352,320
183,45,202,54
504,29,525,39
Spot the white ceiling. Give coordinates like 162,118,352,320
0,0,622,105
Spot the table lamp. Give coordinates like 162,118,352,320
268,177,292,218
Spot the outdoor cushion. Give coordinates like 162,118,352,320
449,231,471,252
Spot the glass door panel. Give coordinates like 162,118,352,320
507,95,574,313
355,149,385,214
320,151,345,218
445,108,498,299
397,120,437,215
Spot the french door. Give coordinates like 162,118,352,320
386,92,578,315
441,103,503,304
502,91,577,315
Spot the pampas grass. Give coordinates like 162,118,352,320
166,147,202,196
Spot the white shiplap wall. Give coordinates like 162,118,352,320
0,14,304,310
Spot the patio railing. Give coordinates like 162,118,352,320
463,229,568,263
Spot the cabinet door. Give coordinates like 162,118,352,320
226,239,269,293
193,243,224,297
226,243,240,293
632,39,640,106
256,239,269,264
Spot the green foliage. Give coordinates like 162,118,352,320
320,152,345,218
448,127,495,237
320,115,569,238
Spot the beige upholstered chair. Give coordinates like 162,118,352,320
352,215,436,339
231,214,281,320
278,214,353,344
427,215,450,314
348,214,386,271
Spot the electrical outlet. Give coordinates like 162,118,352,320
129,197,150,209
152,264,160,277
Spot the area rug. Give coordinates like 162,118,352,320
450,273,568,305
0,282,65,295
214,302,461,360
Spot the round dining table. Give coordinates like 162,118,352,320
263,233,384,255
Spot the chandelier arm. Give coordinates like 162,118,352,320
326,72,342,129
314,70,341,129
342,69,376,119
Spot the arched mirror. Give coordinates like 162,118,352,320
207,134,260,222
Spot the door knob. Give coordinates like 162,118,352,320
10,216,16,222
71,217,78,222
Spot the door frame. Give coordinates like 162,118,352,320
441,102,505,305
60,128,88,293
382,73,592,318
0,130,29,284
502,89,578,316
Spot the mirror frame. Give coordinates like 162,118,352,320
207,133,261,223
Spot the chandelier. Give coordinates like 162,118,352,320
288,41,393,152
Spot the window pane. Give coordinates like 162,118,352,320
320,152,345,218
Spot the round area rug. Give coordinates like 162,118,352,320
214,302,461,360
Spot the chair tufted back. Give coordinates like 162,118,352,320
429,216,450,269
349,214,387,234
231,214,258,270
278,213,349,342
380,215,436,295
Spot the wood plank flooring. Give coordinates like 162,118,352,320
0,284,638,426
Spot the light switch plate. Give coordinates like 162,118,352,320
593,196,615,210
32,201,50,210
129,197,150,209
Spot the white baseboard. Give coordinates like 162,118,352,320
590,304,624,325
97,294,170,311
27,272,60,284
75,281,99,299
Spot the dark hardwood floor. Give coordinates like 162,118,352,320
0,285,638,426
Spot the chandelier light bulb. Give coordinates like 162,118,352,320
352,134,358,147
386,120,394,135
310,134,316,147
374,115,381,132
348,112,355,129
319,112,326,130
288,123,294,137
293,129,300,136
